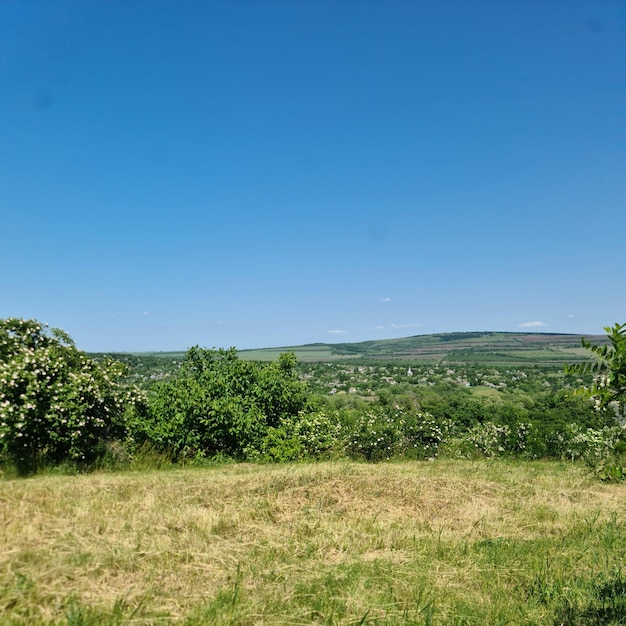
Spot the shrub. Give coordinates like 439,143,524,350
465,421,511,458
245,426,304,463
141,348,311,459
400,408,452,459
343,408,401,461
287,410,342,458
341,404,447,462
561,423,624,468
0,318,144,474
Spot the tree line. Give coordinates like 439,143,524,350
1,318,624,476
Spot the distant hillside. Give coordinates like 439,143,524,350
237,331,607,365
101,331,607,367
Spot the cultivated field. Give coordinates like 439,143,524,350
2,460,625,624
118,332,604,366
235,332,607,364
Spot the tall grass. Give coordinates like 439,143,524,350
1,460,625,624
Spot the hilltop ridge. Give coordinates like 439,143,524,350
105,331,606,366
235,331,606,364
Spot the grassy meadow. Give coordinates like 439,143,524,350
2,460,626,625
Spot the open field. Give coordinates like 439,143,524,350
237,344,338,362
237,332,606,364
91,333,607,393
320,332,606,365
2,460,626,624
105,332,607,366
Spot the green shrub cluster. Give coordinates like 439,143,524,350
245,410,342,462
1,318,625,475
137,347,311,461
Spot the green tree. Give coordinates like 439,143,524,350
0,318,144,473
142,347,311,459
566,323,626,426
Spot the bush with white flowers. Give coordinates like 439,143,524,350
0,318,144,473
342,405,448,462
562,423,623,467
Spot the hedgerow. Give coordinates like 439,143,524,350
2,318,625,475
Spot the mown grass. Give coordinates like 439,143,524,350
2,460,626,624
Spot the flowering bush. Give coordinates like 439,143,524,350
465,421,511,458
401,409,453,459
0,318,144,473
342,406,448,462
287,410,342,458
561,423,623,467
343,408,401,461
246,409,342,462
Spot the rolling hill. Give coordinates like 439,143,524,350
235,331,606,365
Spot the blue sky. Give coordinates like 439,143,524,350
1,0,624,352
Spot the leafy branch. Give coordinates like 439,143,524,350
566,323,626,424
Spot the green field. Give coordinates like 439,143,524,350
96,332,606,367
237,344,338,361
2,460,625,624
235,332,607,364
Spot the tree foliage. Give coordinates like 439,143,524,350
141,347,311,459
0,318,144,473
566,323,626,426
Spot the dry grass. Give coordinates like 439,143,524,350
2,460,626,624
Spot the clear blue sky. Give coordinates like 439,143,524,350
1,0,624,352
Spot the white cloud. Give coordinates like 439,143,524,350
371,322,422,331
518,321,548,328
142,312,150,316
567,314,575,318
329,323,422,336
379,297,391,302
